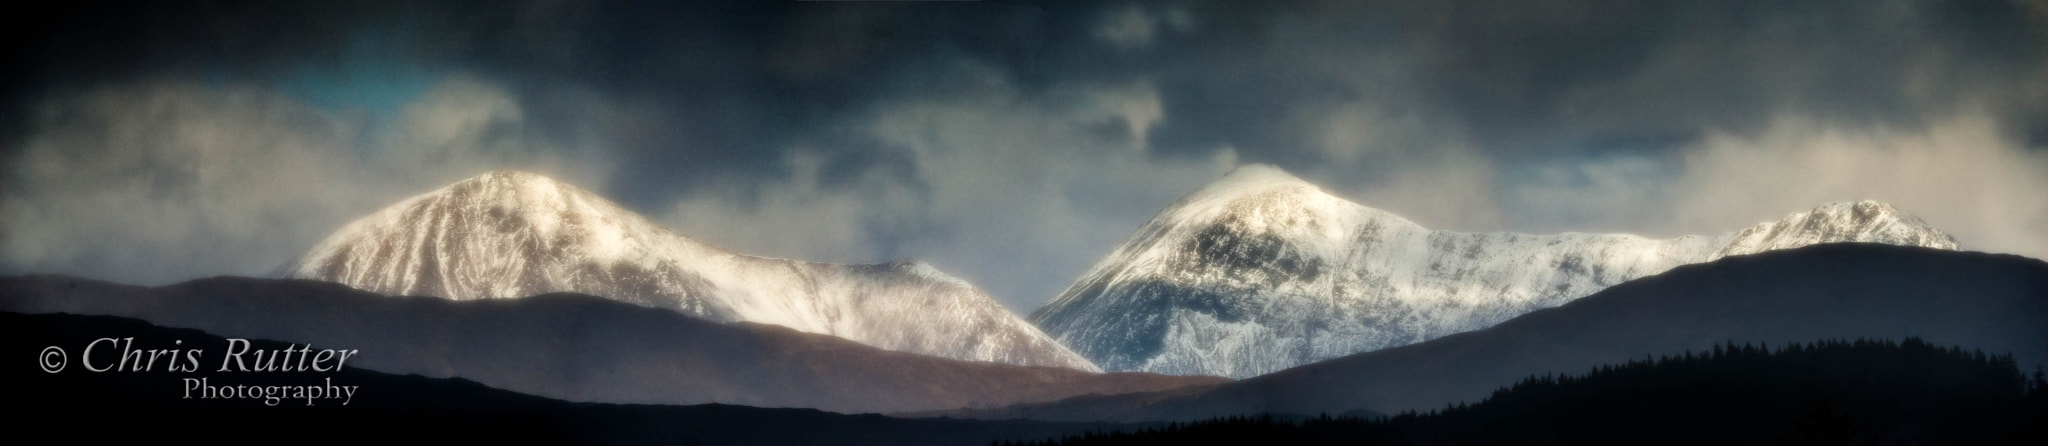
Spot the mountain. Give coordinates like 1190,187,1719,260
0,275,1225,414
950,244,2048,421
1031,164,1960,378
284,170,1095,371
6,311,1161,445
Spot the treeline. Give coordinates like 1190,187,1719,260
1010,338,2048,445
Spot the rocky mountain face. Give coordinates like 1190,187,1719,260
287,171,1097,371
1031,165,1960,378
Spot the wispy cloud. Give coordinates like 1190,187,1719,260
1,77,612,284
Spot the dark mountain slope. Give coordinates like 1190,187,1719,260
0,276,1223,414
5,311,1150,445
1011,338,2048,445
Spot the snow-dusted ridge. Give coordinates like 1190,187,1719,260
1030,164,1959,378
288,171,1099,371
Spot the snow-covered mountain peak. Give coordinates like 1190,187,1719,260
1034,167,1963,378
1176,165,1355,218
1718,200,1959,257
452,169,564,191
434,170,660,243
1183,164,1317,201
291,171,1098,371
290,170,698,298
438,170,600,223
1152,165,1416,250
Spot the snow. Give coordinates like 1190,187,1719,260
1031,164,1961,378
287,171,1099,372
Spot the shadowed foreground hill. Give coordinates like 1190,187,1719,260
5,311,1146,445
1010,339,2048,445
0,276,1224,414
931,244,2048,421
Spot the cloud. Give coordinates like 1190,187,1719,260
1487,108,2048,260
1093,3,1195,50
1661,112,2048,258
4,0,2044,312
1098,83,1165,150
663,67,1235,310
1275,97,1512,231
0,76,613,283
1500,154,1679,234
375,75,613,187
1,83,372,283
664,150,924,263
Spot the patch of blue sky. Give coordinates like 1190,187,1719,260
281,24,439,151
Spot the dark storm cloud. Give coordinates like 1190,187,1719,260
4,0,2044,311
1129,0,2047,156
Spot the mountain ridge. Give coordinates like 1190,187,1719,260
1032,164,1961,378
286,170,1096,371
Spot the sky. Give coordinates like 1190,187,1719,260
3,0,2045,314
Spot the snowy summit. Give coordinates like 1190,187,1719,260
288,171,1099,371
1030,165,1959,378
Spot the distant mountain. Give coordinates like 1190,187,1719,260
1031,164,1960,378
5,311,1157,445
0,276,1223,414
965,244,2048,421
285,171,1094,371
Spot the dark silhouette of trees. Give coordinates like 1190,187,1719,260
1011,338,2048,445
